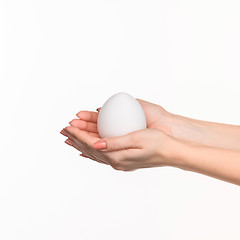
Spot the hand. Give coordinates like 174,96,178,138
136,98,173,134
60,127,177,171
68,99,173,136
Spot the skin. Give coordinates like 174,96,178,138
60,99,240,185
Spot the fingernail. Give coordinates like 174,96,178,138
93,140,107,149
60,130,67,136
65,139,73,146
69,120,72,125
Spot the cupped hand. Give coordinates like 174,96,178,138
60,127,177,171
69,99,173,136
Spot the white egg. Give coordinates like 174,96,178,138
97,92,147,138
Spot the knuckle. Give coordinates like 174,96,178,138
110,140,120,150
81,120,88,129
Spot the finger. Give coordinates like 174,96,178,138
63,131,91,154
76,111,98,123
64,126,100,147
63,131,109,166
93,132,140,151
88,132,100,137
136,98,144,104
60,129,67,137
80,153,91,158
80,153,108,165
66,137,101,164
80,153,97,161
69,119,98,133
65,138,73,146
136,98,152,106
66,138,87,152
64,127,99,137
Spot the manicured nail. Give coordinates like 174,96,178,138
65,139,73,146
60,130,67,136
64,127,69,133
93,140,107,149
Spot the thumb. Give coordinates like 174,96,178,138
93,134,135,151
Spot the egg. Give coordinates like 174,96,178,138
97,92,147,138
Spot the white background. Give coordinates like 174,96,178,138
0,0,240,239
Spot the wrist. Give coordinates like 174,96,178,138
155,111,176,136
167,113,205,143
161,136,197,170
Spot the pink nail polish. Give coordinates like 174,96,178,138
60,130,67,137
65,139,73,146
93,140,107,149
64,128,69,133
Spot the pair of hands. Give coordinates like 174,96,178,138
60,99,178,171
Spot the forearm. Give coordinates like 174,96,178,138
171,139,240,185
168,113,240,150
